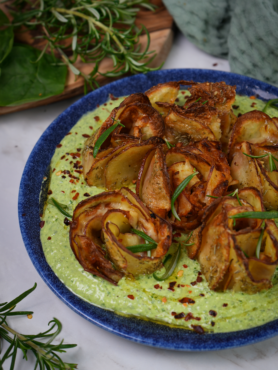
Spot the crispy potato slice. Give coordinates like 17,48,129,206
229,110,278,152
136,147,171,218
104,139,164,190
164,105,218,145
193,188,278,293
85,144,132,187
70,188,172,282
145,80,193,113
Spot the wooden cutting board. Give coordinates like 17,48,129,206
0,0,173,116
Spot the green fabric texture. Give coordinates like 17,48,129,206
163,0,278,86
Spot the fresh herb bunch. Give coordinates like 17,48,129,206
6,0,160,93
0,284,77,370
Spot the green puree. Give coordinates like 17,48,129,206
41,93,278,333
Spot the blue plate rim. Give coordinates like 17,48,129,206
18,68,278,351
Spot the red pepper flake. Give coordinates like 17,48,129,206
127,295,135,300
48,190,53,195
62,176,66,179
168,281,176,291
251,102,256,107
77,148,82,152
63,170,70,174
250,95,256,99
179,297,195,304
84,193,90,197
64,217,71,226
104,103,107,106
109,93,118,101
82,134,90,138
61,155,66,160
223,303,228,307
22,213,26,217
196,276,203,283
195,317,201,321
89,126,93,130
190,281,197,286
56,144,62,148
184,313,194,321
66,132,72,135
183,264,188,268
171,311,176,316
39,221,45,228
65,159,69,161
199,293,205,297
181,91,185,95
213,63,218,66
70,161,73,164
94,116,100,122
75,132,78,135
211,321,215,327
174,312,185,319
209,310,217,317
71,190,76,193
191,325,204,334
52,168,56,173
70,152,81,158
97,104,100,107
154,284,160,289
69,179,75,184
72,192,79,200
180,284,185,287
47,237,51,240
74,170,83,174
61,191,65,193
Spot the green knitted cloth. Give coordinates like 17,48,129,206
163,0,278,86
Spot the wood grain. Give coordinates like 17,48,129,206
0,0,173,116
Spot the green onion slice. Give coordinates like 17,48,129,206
262,98,278,113
153,243,181,281
229,211,278,220
130,228,157,245
47,197,72,218
126,244,157,253
171,172,199,221
93,120,124,158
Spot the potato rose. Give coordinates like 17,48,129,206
70,188,172,284
137,139,231,231
187,188,278,294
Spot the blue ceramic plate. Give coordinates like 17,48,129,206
18,69,278,351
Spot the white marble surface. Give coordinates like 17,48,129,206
1,32,277,369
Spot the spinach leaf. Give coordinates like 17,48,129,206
0,10,14,63
0,45,67,106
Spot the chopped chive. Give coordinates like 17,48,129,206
256,221,265,259
47,197,72,218
240,248,249,258
206,194,219,199
229,211,278,220
202,100,208,105
126,244,157,253
93,120,125,158
195,97,201,103
262,98,278,113
171,172,199,221
153,244,181,281
165,138,175,149
130,228,157,245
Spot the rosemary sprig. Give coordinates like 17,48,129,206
130,228,157,245
164,139,175,149
93,120,124,157
48,197,72,218
153,243,181,281
256,220,265,259
7,0,161,93
171,172,199,221
262,98,278,113
0,284,77,369
229,211,278,220
243,152,278,172
126,243,156,253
